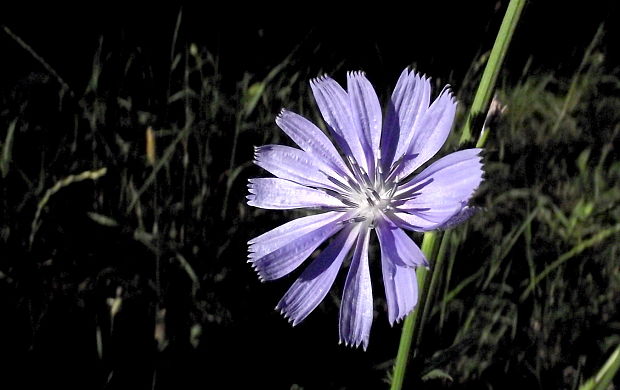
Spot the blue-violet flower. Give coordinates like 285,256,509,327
247,68,484,349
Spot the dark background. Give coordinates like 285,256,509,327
1,2,618,86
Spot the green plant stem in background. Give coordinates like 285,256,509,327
2,26,74,98
29,167,108,249
579,344,620,390
551,25,604,135
520,223,620,301
390,1,525,389
459,0,526,146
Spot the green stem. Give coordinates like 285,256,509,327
390,232,438,390
414,231,451,349
579,344,620,390
390,1,525,388
459,0,526,146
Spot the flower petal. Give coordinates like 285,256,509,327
393,149,483,228
310,75,368,170
375,216,424,325
436,206,480,230
380,250,419,325
276,223,362,325
339,227,373,350
247,178,345,210
276,109,351,181
347,71,382,173
249,211,344,260
254,145,343,191
388,210,450,232
381,69,431,171
395,87,457,181
250,213,351,281
375,215,428,268
404,148,483,186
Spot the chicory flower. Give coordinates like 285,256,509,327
247,68,483,349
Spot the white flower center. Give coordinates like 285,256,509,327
352,185,391,221
334,156,402,226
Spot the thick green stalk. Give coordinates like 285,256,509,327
390,232,438,390
413,231,451,349
390,1,525,389
459,0,526,145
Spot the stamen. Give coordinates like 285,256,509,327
347,155,373,189
328,207,355,213
359,168,373,189
368,188,382,201
393,177,434,200
325,172,354,193
375,154,383,188
339,198,359,208
386,152,419,185
321,189,359,208
340,216,367,225
346,176,363,193
386,184,399,199
385,155,404,184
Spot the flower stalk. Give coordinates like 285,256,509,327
459,0,526,146
390,0,525,388
390,232,438,390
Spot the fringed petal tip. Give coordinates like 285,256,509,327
274,304,303,327
435,85,458,110
462,147,485,166
438,83,454,97
247,249,260,262
274,301,301,326
346,70,366,78
274,108,286,123
338,337,369,351
247,262,266,282
309,74,332,88
246,255,269,282
475,147,487,157
274,108,300,126
389,305,417,327
400,67,431,81
276,306,300,327
247,178,257,192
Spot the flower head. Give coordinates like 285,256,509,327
247,68,484,349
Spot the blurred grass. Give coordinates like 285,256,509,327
0,20,618,389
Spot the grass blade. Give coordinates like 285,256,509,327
579,344,620,390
